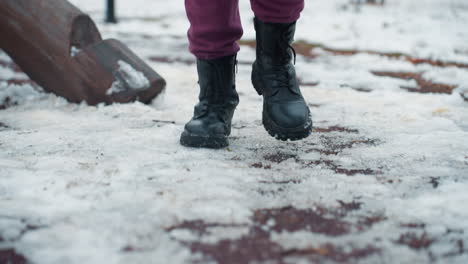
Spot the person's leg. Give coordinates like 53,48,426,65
185,0,243,60
250,0,304,24
249,0,312,141
181,0,242,148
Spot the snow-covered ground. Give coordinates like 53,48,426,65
1,0,468,263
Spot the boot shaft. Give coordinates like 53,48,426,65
196,55,238,104
180,55,240,148
254,17,296,65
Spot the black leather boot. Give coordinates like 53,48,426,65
251,17,312,141
180,55,239,148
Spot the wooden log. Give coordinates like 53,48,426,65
0,0,165,105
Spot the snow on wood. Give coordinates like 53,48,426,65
107,61,150,95
0,0,165,105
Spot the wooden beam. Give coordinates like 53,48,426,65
0,0,165,105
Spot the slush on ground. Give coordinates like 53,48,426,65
1,0,467,263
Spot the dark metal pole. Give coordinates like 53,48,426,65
105,0,117,23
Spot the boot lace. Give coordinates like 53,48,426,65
268,31,297,94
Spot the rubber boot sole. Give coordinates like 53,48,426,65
180,131,229,149
263,110,312,141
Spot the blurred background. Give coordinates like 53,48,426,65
64,0,468,100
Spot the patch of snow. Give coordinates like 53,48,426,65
423,67,468,90
0,65,28,80
0,82,44,106
106,60,150,95
70,46,82,57
0,52,12,61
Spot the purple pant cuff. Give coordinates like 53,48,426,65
185,0,304,59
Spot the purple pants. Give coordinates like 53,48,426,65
185,0,305,60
